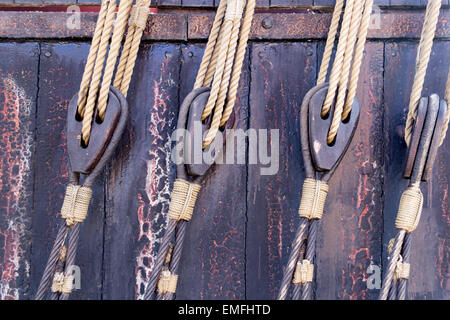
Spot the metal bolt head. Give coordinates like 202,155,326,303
262,17,273,30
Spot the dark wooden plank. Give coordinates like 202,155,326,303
30,43,104,300
0,43,38,300
1,10,449,40
183,0,214,7
103,43,181,299
271,0,312,8
176,43,249,299
158,0,182,6
246,42,317,299
314,42,385,300
383,41,450,300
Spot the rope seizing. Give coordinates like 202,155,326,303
379,0,449,300
143,0,255,300
36,0,151,300
278,0,373,300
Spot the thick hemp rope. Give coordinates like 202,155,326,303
379,0,447,301
404,0,442,146
194,0,255,148
143,0,255,300
36,1,149,300
78,0,151,145
278,0,373,301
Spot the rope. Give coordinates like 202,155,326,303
321,0,374,144
316,0,344,85
194,0,255,148
37,0,145,299
380,1,447,300
157,271,178,295
395,186,423,232
79,0,150,145
168,179,201,221
60,184,93,226
298,179,328,220
404,0,442,146
279,0,373,301
81,0,117,145
292,260,314,284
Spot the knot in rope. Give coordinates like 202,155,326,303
61,184,93,226
292,259,314,284
168,179,201,222
157,270,178,295
51,272,74,294
395,186,423,232
298,179,329,220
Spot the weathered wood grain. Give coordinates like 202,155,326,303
176,43,249,299
384,41,450,300
246,42,317,299
103,43,181,299
0,43,38,300
2,10,449,40
31,43,104,300
314,42,385,300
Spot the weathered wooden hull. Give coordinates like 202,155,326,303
0,3,448,300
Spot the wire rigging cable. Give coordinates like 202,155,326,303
36,0,152,300
143,0,255,300
278,0,374,300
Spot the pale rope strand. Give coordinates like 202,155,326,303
114,27,136,90
438,67,450,145
203,29,227,89
404,0,442,146
202,11,243,148
96,0,134,121
119,29,145,96
194,0,227,89
81,0,117,145
343,0,374,120
77,0,110,116
220,0,255,127
118,0,152,96
321,0,356,118
200,19,234,121
317,0,344,85
328,0,364,144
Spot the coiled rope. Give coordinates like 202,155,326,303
36,0,151,299
278,0,374,300
143,0,255,300
379,0,449,300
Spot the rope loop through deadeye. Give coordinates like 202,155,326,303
379,1,450,301
278,0,373,301
36,0,145,300
143,0,256,301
